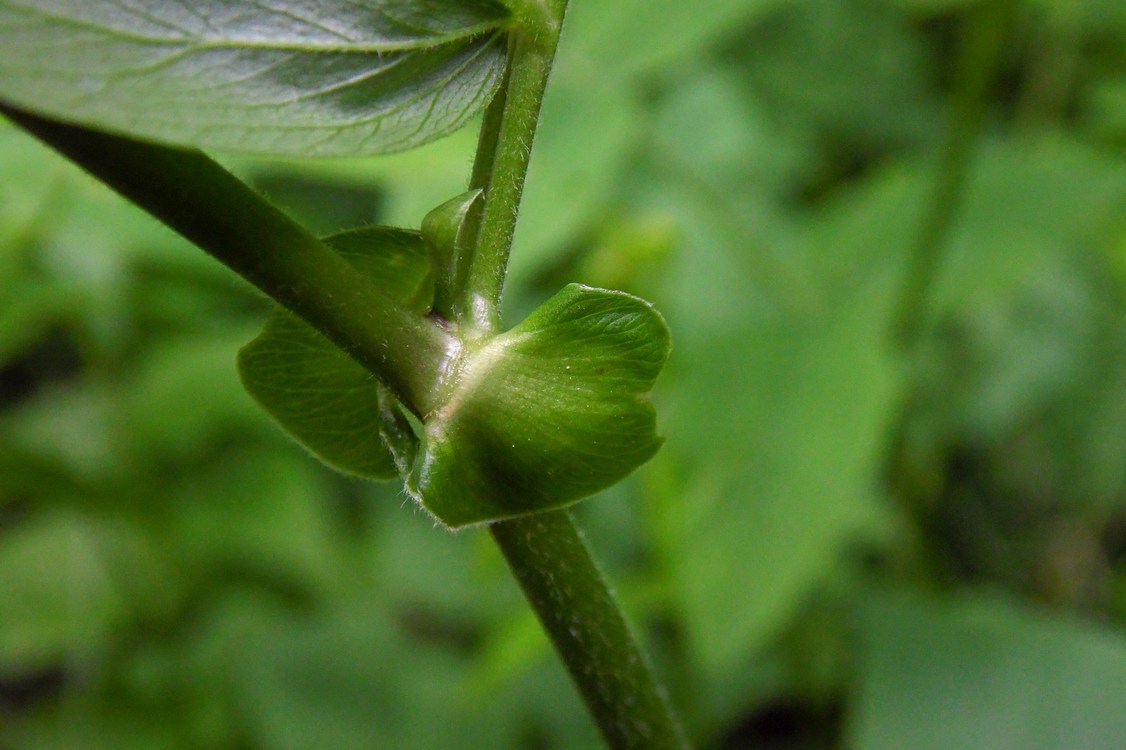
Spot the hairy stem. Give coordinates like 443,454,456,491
892,0,1018,347
491,511,691,750
465,3,691,746
2,105,456,416
457,4,565,333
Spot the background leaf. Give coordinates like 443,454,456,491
851,591,1126,750
668,284,901,689
0,511,166,673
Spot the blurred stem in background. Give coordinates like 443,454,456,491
893,0,1020,347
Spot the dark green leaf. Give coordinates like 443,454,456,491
0,0,510,156
409,283,670,527
238,227,431,479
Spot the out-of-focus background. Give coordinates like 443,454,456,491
2,0,1126,747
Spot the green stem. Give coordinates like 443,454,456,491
469,52,510,195
457,4,565,333
1,105,456,416
469,6,689,745
491,511,691,750
892,0,1017,347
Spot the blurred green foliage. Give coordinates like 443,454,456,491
2,0,1125,747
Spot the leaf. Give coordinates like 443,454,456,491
409,283,670,528
652,65,813,196
0,0,510,156
125,327,271,461
0,510,170,671
422,188,483,316
639,158,914,694
239,236,670,526
927,137,1126,319
851,591,1126,750
168,448,340,590
507,74,641,286
508,0,791,287
562,0,788,81
731,0,940,151
669,286,901,683
238,226,432,479
230,600,519,750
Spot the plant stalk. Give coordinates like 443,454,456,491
458,3,566,333
1,105,457,416
491,511,691,750
466,3,691,746
892,0,1018,347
